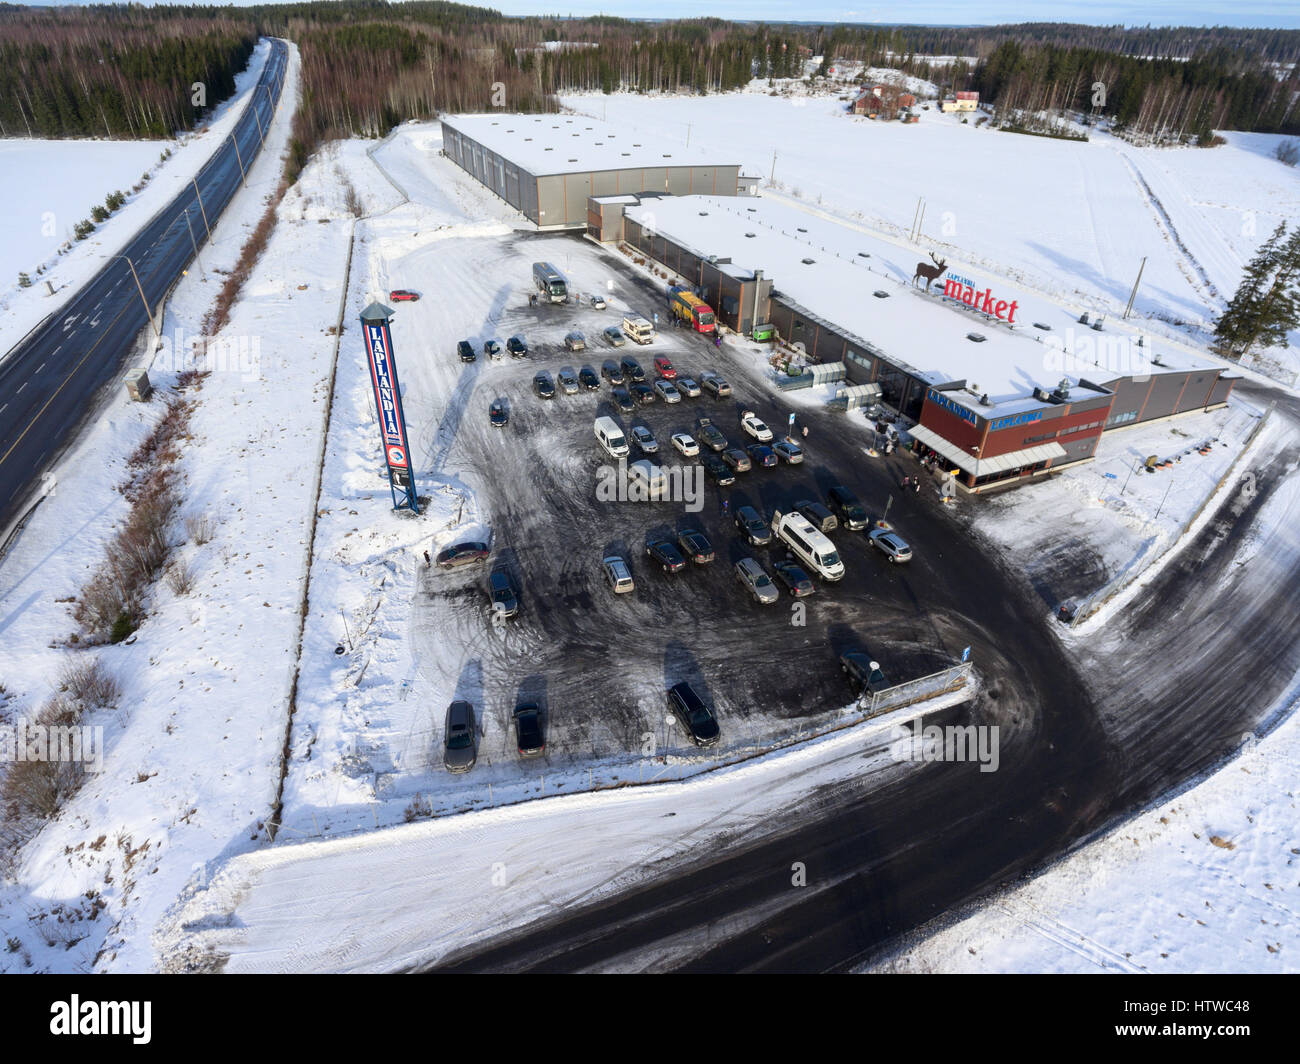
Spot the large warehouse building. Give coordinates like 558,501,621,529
440,113,742,229
600,193,1236,493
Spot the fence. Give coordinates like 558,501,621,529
863,662,973,717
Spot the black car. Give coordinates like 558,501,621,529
827,485,868,531
631,382,655,405
533,371,555,399
435,541,490,570
457,339,477,363
701,453,735,486
486,566,519,618
513,703,545,757
620,356,646,384
507,335,528,358
578,365,600,390
646,539,687,573
841,651,888,694
667,682,720,747
735,505,771,546
773,559,815,597
746,443,778,468
601,359,625,386
796,499,837,534
489,399,508,427
611,386,635,413
676,528,715,565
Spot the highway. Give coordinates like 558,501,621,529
0,38,289,535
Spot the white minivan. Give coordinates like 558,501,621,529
621,315,656,345
594,415,629,459
771,509,845,581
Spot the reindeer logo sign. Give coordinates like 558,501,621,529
913,252,947,292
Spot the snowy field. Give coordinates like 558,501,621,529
561,87,1300,382
0,39,273,359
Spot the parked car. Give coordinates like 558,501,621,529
611,386,635,413
653,379,682,403
486,565,519,618
631,425,658,454
489,399,508,427
654,355,677,379
701,453,735,486
740,410,774,442
746,443,778,468
773,559,815,597
721,447,752,473
435,541,489,570
693,418,728,452
827,485,868,531
564,330,587,352
667,682,720,747
601,359,625,385
796,500,837,534
603,325,626,347
483,338,504,360
869,527,913,563
443,700,477,773
632,382,656,405
671,433,699,458
841,651,889,694
676,528,715,565
513,703,545,758
734,556,779,604
389,289,420,302
457,339,477,363
557,366,580,395
646,539,687,573
533,371,555,399
773,440,804,464
578,365,600,390
602,555,635,594
620,356,646,383
507,335,528,358
676,377,701,398
591,294,607,310
735,505,771,546
700,371,732,398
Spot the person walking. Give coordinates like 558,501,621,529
912,478,921,494
802,425,809,439
423,550,431,567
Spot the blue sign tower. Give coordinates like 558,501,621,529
360,301,420,513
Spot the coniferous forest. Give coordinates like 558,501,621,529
1,3,1297,167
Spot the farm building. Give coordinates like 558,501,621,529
440,113,742,229
941,91,979,113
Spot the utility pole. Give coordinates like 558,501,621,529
1123,256,1146,319
115,255,161,348
252,105,266,149
770,149,778,184
685,122,691,147
192,178,212,242
184,209,205,280
231,135,248,188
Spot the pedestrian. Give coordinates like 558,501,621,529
902,476,910,489
913,478,921,494
714,332,722,350
722,497,730,516
802,425,809,439
423,550,431,567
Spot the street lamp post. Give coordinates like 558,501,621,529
183,209,205,280
115,255,161,348
231,135,248,188
192,178,212,242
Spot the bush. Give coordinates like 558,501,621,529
73,219,94,240
58,655,121,710
1276,140,1299,167
91,204,109,223
17,272,31,288
165,560,195,596
106,190,126,211
185,513,216,545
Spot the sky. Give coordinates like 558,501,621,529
34,0,1300,30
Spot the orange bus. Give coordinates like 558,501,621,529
668,286,716,333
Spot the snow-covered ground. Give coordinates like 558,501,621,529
561,87,1300,383
0,39,273,359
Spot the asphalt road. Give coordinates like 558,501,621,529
0,38,288,534
429,237,1300,972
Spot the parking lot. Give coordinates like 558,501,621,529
401,231,1012,771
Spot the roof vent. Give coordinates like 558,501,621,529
698,211,708,216
621,152,631,156
858,251,870,258
568,158,578,162
797,227,807,232
801,258,815,265
524,137,532,141
747,207,756,212
966,332,987,343
746,232,756,237
544,147,553,151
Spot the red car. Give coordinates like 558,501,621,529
654,355,677,379
389,289,420,302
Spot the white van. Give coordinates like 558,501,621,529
771,509,845,581
594,415,629,459
628,459,668,500
622,315,656,345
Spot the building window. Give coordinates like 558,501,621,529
1107,410,1139,427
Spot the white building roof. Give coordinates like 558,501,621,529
622,194,1218,416
441,114,740,177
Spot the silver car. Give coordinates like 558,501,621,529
564,330,587,352
653,379,681,403
676,377,701,398
869,528,913,563
557,366,580,394
443,700,478,773
602,555,635,593
734,557,779,605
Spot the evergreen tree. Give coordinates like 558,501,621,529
1215,223,1300,357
